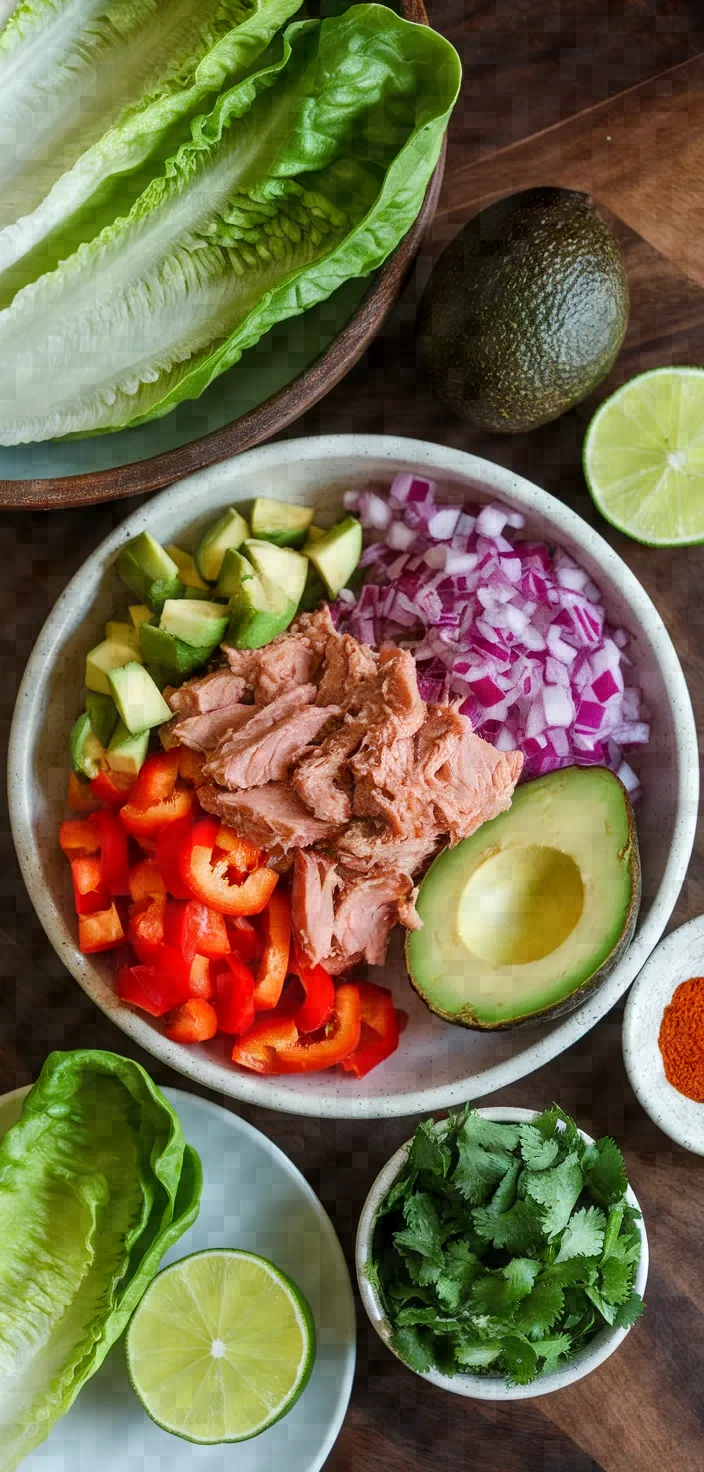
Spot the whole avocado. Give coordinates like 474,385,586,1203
419,188,629,433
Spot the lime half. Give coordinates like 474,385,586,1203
125,1248,316,1445
583,366,704,545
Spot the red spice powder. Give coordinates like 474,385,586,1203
658,977,704,1102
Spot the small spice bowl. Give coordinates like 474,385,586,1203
623,915,704,1154
356,1106,649,1400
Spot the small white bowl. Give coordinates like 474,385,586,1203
356,1106,649,1400
623,915,704,1154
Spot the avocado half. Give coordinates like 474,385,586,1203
405,766,641,1031
418,187,629,434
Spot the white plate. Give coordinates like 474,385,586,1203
0,1085,356,1471
8,434,699,1117
623,915,704,1154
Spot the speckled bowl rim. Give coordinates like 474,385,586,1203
356,1106,649,1399
623,915,704,1154
7,433,699,1118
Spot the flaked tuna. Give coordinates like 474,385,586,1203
202,686,339,789
197,781,341,855
164,669,247,716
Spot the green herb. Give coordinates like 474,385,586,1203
370,1107,643,1386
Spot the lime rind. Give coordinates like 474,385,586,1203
125,1247,316,1445
583,366,704,546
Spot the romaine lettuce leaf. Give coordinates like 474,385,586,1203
0,4,461,443
0,0,304,290
0,1050,201,1472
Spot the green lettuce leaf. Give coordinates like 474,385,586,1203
0,1050,201,1472
0,0,303,291
0,3,461,443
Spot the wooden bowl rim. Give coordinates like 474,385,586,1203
0,0,440,510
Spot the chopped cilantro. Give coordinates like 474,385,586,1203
371,1106,643,1386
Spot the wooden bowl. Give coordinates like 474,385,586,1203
0,0,442,511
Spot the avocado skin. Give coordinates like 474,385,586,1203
419,188,629,433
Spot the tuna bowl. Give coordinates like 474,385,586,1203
8,435,698,1118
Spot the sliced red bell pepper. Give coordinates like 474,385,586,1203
70,855,110,916
213,955,256,1035
188,954,212,999
179,817,278,916
60,819,101,858
67,772,102,813
214,826,263,874
156,814,194,899
89,768,134,807
115,957,190,1017
165,998,218,1043
128,894,166,964
342,981,400,1078
78,902,125,954
88,808,130,896
294,962,335,1034
120,751,195,838
164,898,230,963
254,890,291,1010
178,748,206,786
129,857,167,903
227,915,264,964
232,982,361,1074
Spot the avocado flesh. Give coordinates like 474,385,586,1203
419,188,629,434
406,766,640,1030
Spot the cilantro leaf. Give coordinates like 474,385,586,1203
490,1160,521,1215
556,1206,607,1262
582,1137,628,1208
585,1284,616,1325
390,1325,435,1374
502,1257,541,1301
408,1119,452,1180
515,1280,565,1338
600,1256,634,1306
546,1255,597,1287
381,1171,416,1215
435,1241,481,1311
502,1334,538,1386
455,1339,503,1370
533,1333,572,1369
396,1306,461,1332
453,1138,515,1205
387,1280,434,1308
519,1124,559,1171
471,1274,514,1317
459,1114,521,1152
613,1291,644,1329
523,1152,583,1238
394,1192,445,1264
472,1199,544,1253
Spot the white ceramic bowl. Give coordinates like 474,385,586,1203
8,434,699,1118
623,915,704,1154
356,1106,649,1399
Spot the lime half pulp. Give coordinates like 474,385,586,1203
125,1248,316,1444
583,366,704,545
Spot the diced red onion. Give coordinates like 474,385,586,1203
357,491,393,531
386,520,416,552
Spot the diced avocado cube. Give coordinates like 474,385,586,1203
250,497,314,549
215,546,248,598
159,599,229,648
105,619,141,651
69,711,106,780
298,562,328,614
303,524,326,549
129,604,154,629
116,532,185,613
306,516,362,598
107,662,172,735
165,543,210,591
196,507,250,583
85,637,144,695
85,691,118,748
227,542,307,649
140,622,215,680
106,719,150,777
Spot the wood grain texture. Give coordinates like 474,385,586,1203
2,4,704,1469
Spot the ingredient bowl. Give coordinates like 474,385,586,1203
623,915,704,1154
355,1106,649,1399
8,433,698,1117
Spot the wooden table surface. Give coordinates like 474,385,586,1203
2,3,704,1468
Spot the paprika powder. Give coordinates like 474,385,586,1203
658,976,704,1102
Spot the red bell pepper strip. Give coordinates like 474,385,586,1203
341,981,400,1078
294,963,335,1034
115,957,190,1016
214,826,263,874
156,814,194,899
67,771,102,813
78,903,125,954
165,998,218,1043
120,751,195,838
89,768,134,807
129,857,167,903
59,819,101,857
70,856,110,916
233,983,361,1074
179,817,278,916
213,954,256,1035
128,894,166,964
227,915,264,964
88,808,130,896
188,954,212,999
254,890,291,1010
178,748,206,786
164,898,230,963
